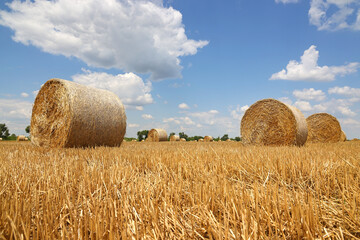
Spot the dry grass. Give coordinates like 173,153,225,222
1,141,360,239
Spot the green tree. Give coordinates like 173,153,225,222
137,130,149,141
221,134,229,141
25,125,30,134
0,123,10,139
179,132,188,140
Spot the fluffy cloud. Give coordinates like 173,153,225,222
0,0,208,80
189,109,219,125
142,114,153,120
230,105,249,120
178,103,190,109
337,106,356,116
270,45,359,81
309,0,360,31
293,88,326,101
128,123,140,128
72,69,153,109
0,99,32,119
275,0,299,3
340,118,360,127
21,92,29,98
294,101,313,111
163,116,195,125
328,86,360,97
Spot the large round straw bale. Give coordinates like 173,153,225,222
147,128,167,142
170,135,180,141
340,130,347,142
306,113,341,143
17,135,26,141
30,78,126,148
204,136,213,142
241,99,308,146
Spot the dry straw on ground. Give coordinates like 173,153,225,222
30,79,126,148
16,135,26,141
241,98,308,146
147,129,168,142
306,113,341,143
340,130,347,142
204,136,213,142
170,135,180,142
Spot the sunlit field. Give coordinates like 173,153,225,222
1,141,359,239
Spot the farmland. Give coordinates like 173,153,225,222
1,141,360,239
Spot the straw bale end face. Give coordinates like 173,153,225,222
170,135,180,142
241,98,308,146
148,129,168,142
306,113,341,143
31,78,127,148
204,136,213,142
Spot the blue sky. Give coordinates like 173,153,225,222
1,0,360,139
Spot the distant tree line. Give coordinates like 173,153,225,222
136,130,241,142
0,123,30,140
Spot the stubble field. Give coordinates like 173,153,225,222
0,141,359,239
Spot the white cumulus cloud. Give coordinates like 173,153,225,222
309,0,360,31
293,88,326,101
328,86,360,97
294,101,313,111
230,105,249,120
142,114,153,120
275,0,299,3
270,45,359,81
72,69,153,109
163,116,195,125
0,0,208,80
21,92,29,98
128,123,140,128
0,99,32,119
178,103,190,109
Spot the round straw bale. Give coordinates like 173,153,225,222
30,78,126,148
204,136,213,142
17,135,26,141
226,139,231,142
241,98,308,146
180,138,186,142
0,138,2,141
198,139,204,142
25,137,29,141
147,128,167,142
170,135,180,142
340,130,347,142
306,113,341,143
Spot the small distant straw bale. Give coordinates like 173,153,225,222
17,135,26,141
226,139,231,142
204,136,213,142
241,98,308,146
198,139,204,142
170,135,180,141
306,113,341,143
0,138,2,141
30,78,126,148
132,139,137,142
148,129,168,142
25,137,29,141
340,130,347,142
180,138,186,142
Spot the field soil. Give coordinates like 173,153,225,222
1,141,360,239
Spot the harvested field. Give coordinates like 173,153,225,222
1,141,360,239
